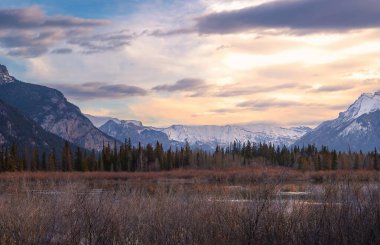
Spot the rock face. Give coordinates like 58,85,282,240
0,64,117,151
0,99,68,153
92,115,311,151
295,92,380,152
0,64,15,84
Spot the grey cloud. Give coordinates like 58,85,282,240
237,99,349,111
311,84,353,92
51,48,73,54
153,78,207,92
0,31,61,57
0,31,56,48
6,46,47,57
237,99,302,110
197,0,380,34
0,6,109,29
210,108,245,114
216,83,298,97
53,82,148,100
68,30,134,54
150,28,195,37
0,6,123,57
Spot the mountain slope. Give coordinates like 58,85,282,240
0,99,68,153
85,114,121,127
92,115,311,150
295,92,380,152
0,64,117,151
99,120,183,149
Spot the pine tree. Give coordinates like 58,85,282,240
48,150,56,171
75,147,83,171
62,141,72,171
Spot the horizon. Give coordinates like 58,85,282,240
1,0,380,127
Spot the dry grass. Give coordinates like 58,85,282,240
0,166,378,183
0,167,379,244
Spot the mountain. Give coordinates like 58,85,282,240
99,120,183,149
84,114,121,127
90,115,311,151
0,64,15,84
0,99,68,153
0,64,117,151
161,123,311,149
295,92,380,152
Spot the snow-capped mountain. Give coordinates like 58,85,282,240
99,120,183,149
161,124,310,149
0,64,118,151
90,115,311,150
295,92,380,152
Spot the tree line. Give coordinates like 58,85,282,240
0,139,379,172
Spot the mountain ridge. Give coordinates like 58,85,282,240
0,64,118,151
90,115,312,150
295,91,380,152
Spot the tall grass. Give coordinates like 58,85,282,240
0,173,379,244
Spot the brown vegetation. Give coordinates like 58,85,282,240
0,167,379,244
0,166,379,183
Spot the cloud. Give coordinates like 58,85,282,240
68,30,135,54
152,78,207,92
311,84,353,93
196,0,380,34
236,98,349,111
237,99,302,110
0,30,65,57
0,6,131,57
0,6,109,29
216,82,298,97
51,48,73,54
52,82,148,100
149,28,195,37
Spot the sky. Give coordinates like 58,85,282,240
1,0,380,127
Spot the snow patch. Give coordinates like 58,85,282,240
339,121,368,137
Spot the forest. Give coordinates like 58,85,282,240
1,139,379,172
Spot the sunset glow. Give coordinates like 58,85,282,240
1,0,380,127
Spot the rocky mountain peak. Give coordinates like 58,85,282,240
0,64,15,84
120,120,143,127
0,64,9,76
339,91,380,121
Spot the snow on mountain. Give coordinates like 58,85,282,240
92,114,312,150
160,124,311,148
338,92,380,121
99,120,182,149
295,91,380,152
